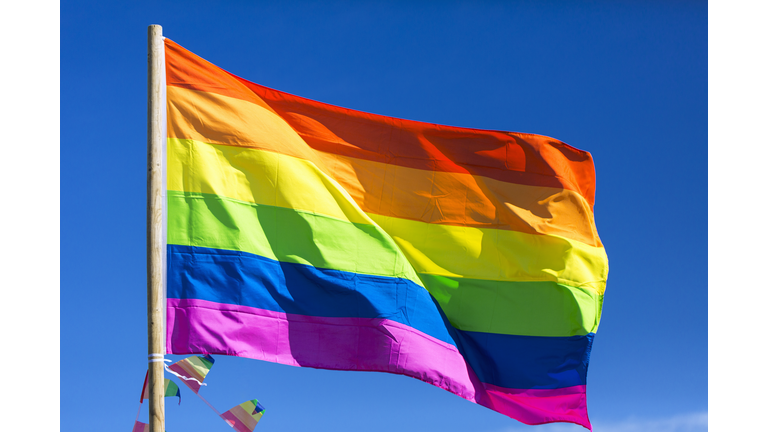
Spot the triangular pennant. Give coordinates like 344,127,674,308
167,355,215,393
220,399,265,432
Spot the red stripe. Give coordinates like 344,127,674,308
164,39,597,207
139,371,148,402
244,83,596,206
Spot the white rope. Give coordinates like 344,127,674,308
163,364,207,387
148,354,171,363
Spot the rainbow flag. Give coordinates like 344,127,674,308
163,39,608,429
220,399,266,432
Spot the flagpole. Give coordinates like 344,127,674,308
147,24,165,432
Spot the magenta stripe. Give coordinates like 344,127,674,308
167,298,591,429
167,298,480,398
483,383,590,428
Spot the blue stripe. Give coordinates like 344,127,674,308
454,330,594,389
167,244,457,346
168,244,594,389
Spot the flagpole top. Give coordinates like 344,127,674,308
148,24,163,37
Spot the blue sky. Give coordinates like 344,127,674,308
8,1,754,431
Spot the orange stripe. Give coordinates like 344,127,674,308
317,151,601,247
166,85,318,163
178,362,205,382
164,38,597,208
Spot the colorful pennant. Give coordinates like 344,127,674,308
220,399,266,432
167,355,215,393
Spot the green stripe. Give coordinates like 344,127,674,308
168,190,603,337
164,379,179,397
368,212,607,293
198,356,213,370
167,191,422,285
422,274,602,337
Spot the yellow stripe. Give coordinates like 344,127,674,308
231,404,260,430
183,357,209,381
370,213,608,294
168,138,372,225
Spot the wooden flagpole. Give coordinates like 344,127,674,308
147,24,165,432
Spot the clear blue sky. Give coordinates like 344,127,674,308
58,1,716,431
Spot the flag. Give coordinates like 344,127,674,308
220,399,265,432
140,373,181,405
163,38,608,430
167,355,215,393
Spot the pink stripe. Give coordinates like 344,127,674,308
131,421,149,432
168,298,591,429
220,409,251,432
